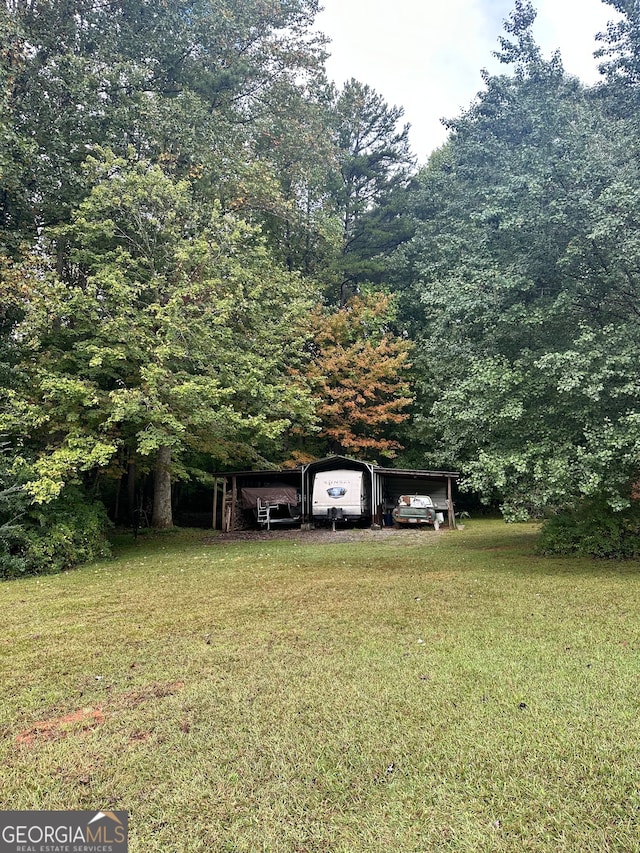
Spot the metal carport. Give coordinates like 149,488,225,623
212,456,459,531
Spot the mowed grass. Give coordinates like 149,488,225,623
1,521,640,852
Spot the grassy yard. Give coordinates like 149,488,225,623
1,520,639,852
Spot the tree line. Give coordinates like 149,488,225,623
1,0,640,572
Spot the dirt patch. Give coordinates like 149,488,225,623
16,708,104,746
207,527,447,545
119,680,185,709
127,730,153,744
15,681,185,747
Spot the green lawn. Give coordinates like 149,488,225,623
1,521,639,852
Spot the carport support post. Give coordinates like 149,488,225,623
223,477,230,532
301,463,309,524
447,476,456,529
231,475,237,532
212,478,219,530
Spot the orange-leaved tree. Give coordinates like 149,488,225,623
294,292,413,461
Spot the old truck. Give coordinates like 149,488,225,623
391,494,443,529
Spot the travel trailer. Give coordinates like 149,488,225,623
311,468,369,524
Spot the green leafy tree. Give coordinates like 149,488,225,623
4,152,316,527
399,1,640,521
596,0,640,114
252,79,342,278
0,0,328,254
0,439,27,575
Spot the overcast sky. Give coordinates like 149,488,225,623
316,0,619,162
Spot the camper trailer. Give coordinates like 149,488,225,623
311,468,369,524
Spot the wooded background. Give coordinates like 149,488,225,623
2,0,640,570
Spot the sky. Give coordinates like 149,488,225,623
315,0,619,162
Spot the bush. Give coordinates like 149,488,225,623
539,498,640,559
0,442,30,576
1,486,112,579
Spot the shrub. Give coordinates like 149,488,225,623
0,441,29,576
539,497,640,559
1,486,112,579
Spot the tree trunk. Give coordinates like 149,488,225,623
127,458,137,525
152,445,173,529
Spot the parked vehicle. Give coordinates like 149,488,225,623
392,495,442,528
311,469,369,524
240,486,300,529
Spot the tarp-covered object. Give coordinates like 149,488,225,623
240,486,299,510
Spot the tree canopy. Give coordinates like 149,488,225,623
3,151,317,524
0,0,415,557
3,0,640,565
396,1,640,524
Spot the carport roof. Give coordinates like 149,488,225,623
211,456,459,480
302,456,459,478
372,466,459,478
210,468,300,478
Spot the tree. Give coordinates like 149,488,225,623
3,152,316,526
596,0,640,112
251,77,341,278
0,438,28,575
290,292,413,461
398,2,640,519
0,0,328,254
329,80,416,299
